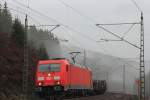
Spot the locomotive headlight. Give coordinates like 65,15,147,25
48,73,51,77
57,81,60,85
38,77,44,81
38,82,42,86
54,76,60,80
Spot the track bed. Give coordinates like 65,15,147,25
64,93,139,100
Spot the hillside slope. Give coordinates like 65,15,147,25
0,33,24,99
0,32,62,100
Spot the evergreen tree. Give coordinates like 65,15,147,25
0,3,3,32
0,2,12,33
12,18,25,46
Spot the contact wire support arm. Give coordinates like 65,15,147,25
95,24,140,49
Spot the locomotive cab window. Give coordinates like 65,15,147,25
39,64,61,72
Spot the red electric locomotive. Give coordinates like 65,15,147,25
35,58,106,99
35,58,93,97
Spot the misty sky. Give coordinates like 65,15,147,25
3,0,150,60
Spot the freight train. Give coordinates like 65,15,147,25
35,58,106,99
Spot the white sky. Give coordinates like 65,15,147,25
2,0,150,60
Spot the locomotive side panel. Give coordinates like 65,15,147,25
67,65,93,90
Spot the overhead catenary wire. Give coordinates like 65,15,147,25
11,0,98,43
4,0,92,50
97,22,140,26
58,0,142,49
57,0,97,24
130,0,142,12
6,0,107,55
96,24,140,49
6,3,56,30
6,0,140,53
12,0,60,23
7,2,63,34
1,1,86,49
95,22,140,44
122,24,136,38
57,0,112,53
60,26,108,53
7,6,41,25
57,0,140,38
4,0,94,48
57,0,142,52
4,1,43,25
4,0,142,47
60,27,84,47
57,0,108,40
8,0,139,55
11,0,112,56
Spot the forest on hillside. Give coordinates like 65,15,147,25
0,2,58,100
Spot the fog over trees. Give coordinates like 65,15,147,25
0,2,12,33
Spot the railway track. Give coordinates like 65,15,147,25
42,93,138,100
63,93,138,100
4,93,138,100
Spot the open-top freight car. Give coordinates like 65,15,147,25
35,58,106,99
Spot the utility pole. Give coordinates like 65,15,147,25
83,49,86,67
140,12,145,100
106,72,109,91
123,65,126,94
96,11,145,100
96,13,145,99
23,14,28,100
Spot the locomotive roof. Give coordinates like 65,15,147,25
38,59,69,64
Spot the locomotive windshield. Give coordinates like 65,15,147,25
39,64,61,72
